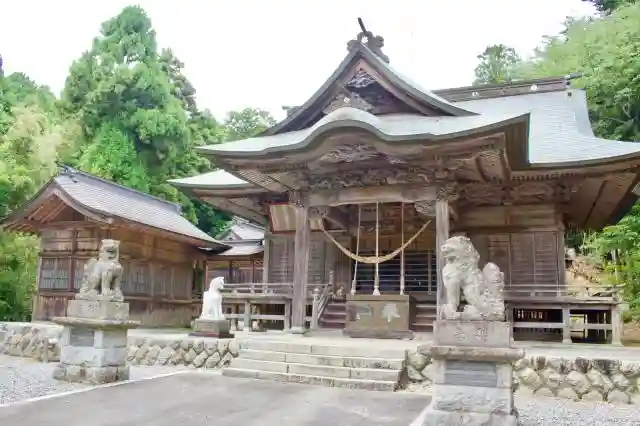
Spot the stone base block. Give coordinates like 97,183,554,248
66,299,130,321
53,364,130,384
434,320,512,348
60,345,127,367
344,294,411,339
420,405,518,426
190,319,234,338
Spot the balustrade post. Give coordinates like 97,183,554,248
311,287,320,330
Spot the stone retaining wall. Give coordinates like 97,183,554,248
126,337,239,368
405,349,640,405
1,323,61,362
1,323,239,369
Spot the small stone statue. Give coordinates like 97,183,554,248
200,277,226,321
440,236,505,321
76,239,124,302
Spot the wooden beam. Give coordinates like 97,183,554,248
15,220,102,231
309,184,437,207
201,196,268,226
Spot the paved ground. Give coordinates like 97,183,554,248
0,373,427,426
0,354,188,404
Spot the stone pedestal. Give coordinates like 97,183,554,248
52,299,139,384
419,320,524,426
190,318,234,338
344,294,412,339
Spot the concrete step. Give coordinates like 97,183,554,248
222,368,397,391
240,349,404,370
241,340,406,359
234,356,401,381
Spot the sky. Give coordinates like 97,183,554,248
0,0,595,121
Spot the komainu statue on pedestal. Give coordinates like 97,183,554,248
200,277,226,321
440,236,505,321
76,239,124,302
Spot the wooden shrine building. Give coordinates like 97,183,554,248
0,167,229,327
171,26,640,344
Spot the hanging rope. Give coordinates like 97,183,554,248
374,201,380,295
350,205,361,295
400,203,405,295
319,215,431,265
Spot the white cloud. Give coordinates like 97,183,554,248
0,0,595,121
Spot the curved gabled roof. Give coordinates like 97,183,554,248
1,167,227,248
197,106,526,158
261,41,476,137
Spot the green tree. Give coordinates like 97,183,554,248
60,5,228,232
223,107,276,141
516,3,640,316
583,0,638,14
473,44,521,86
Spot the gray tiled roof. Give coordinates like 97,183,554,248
197,89,640,166
54,169,225,247
455,89,640,164
198,107,524,155
217,218,265,240
169,170,251,188
217,240,264,257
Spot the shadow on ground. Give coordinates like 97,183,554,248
0,373,427,426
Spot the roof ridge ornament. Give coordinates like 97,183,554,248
347,18,390,64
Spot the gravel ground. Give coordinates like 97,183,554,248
515,395,640,425
2,355,640,425
0,355,189,405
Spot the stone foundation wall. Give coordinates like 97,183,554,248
405,350,640,405
1,323,239,369
126,337,239,368
1,323,61,362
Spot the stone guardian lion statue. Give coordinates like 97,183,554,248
76,239,124,302
440,236,505,321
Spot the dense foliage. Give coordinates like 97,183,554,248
473,44,521,85
0,6,274,320
513,3,640,317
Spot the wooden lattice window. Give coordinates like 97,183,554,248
252,260,264,283
231,260,253,283
74,258,88,290
125,263,150,295
39,258,70,290
171,266,191,299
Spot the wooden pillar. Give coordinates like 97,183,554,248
262,233,271,283
611,304,623,346
562,305,572,344
435,199,450,317
291,205,310,333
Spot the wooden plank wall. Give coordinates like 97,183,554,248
35,225,201,327
460,204,564,289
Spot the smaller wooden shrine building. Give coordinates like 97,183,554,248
171,25,640,344
0,166,229,327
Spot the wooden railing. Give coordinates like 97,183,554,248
217,281,333,331
311,284,333,330
504,283,622,301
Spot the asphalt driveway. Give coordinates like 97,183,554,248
0,372,427,426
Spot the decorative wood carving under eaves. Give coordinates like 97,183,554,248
323,91,373,114
347,69,377,89
458,181,578,206
317,144,406,165
303,167,434,190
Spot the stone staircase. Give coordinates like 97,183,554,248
411,302,437,332
318,300,346,329
222,339,406,391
